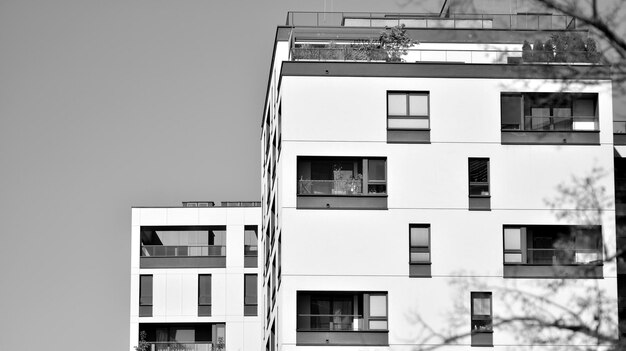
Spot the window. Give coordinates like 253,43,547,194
503,225,603,278
139,275,153,317
387,91,430,143
296,291,389,346
500,93,599,145
409,224,431,277
140,226,227,268
468,158,490,210
471,292,493,346
198,274,211,316
244,274,258,316
297,157,387,209
244,225,258,268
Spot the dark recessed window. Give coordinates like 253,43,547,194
468,158,490,210
139,275,153,317
244,274,258,316
471,292,493,346
198,274,212,316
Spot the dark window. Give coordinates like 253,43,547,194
244,274,258,316
139,275,153,317
297,292,387,331
140,275,153,306
297,157,387,196
503,225,602,265
387,92,429,130
198,274,212,316
501,93,598,131
245,225,258,268
468,158,490,197
140,226,226,257
471,292,493,346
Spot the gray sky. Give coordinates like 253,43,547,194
0,1,443,349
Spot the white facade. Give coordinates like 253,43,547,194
261,12,619,351
130,205,263,351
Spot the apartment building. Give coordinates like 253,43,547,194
129,202,263,351
261,5,620,351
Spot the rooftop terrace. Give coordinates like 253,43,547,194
286,11,579,31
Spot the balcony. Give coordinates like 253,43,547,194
297,291,388,346
503,225,603,278
501,93,599,145
286,11,578,30
146,343,222,351
140,226,227,268
297,157,387,209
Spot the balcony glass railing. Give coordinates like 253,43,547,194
298,179,365,196
523,248,602,265
286,11,578,30
244,245,258,256
297,314,366,331
141,245,226,257
146,342,222,351
517,116,598,131
291,47,599,65
615,121,626,134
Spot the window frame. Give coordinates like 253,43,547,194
296,156,387,197
409,224,431,264
244,274,258,316
386,91,430,131
468,158,490,198
139,275,153,307
198,274,212,316
470,292,493,333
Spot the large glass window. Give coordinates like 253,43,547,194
297,292,388,332
244,274,258,316
501,93,598,131
140,226,226,257
297,157,387,196
387,92,429,130
503,225,602,265
244,226,258,257
198,274,211,316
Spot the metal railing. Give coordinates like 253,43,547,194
297,314,365,331
244,245,258,256
146,342,222,351
291,47,599,65
298,179,364,196
286,11,578,30
526,248,602,264
502,115,599,131
141,245,226,257
615,121,626,134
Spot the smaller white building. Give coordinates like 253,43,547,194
130,201,263,351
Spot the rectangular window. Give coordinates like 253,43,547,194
471,292,493,347
503,225,603,278
387,91,430,143
244,274,258,316
500,93,599,145
409,224,432,277
198,274,212,316
139,275,153,317
140,226,226,258
468,158,490,210
244,225,258,268
296,291,389,346
297,157,388,209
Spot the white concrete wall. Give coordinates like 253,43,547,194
274,75,618,350
130,207,263,351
